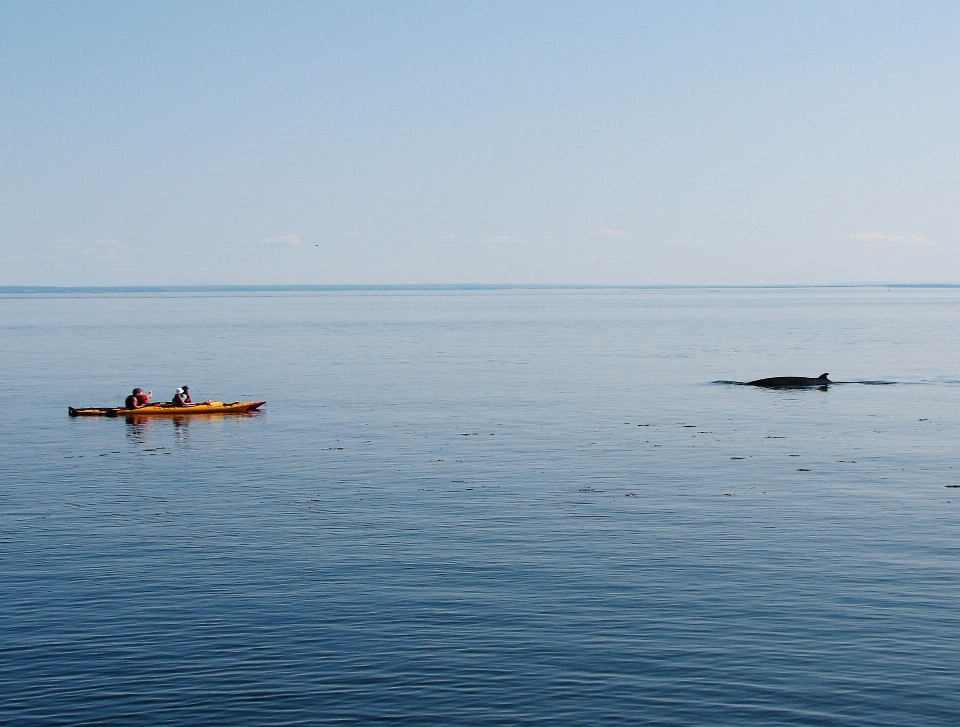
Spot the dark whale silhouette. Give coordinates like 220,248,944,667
747,373,831,388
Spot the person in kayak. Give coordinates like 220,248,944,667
125,388,152,409
182,386,215,406
171,386,193,407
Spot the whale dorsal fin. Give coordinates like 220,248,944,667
819,373,829,380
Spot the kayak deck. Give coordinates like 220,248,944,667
69,401,266,417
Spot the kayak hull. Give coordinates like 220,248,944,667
69,401,266,417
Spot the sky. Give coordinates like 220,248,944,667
1,0,959,286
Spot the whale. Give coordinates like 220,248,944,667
747,373,831,388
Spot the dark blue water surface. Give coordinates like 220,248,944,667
2,287,959,725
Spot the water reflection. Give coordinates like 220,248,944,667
124,415,153,445
124,415,192,448
121,413,257,450
171,416,190,447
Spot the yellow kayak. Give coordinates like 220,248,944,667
69,401,266,417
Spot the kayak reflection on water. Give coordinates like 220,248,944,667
124,414,193,449
172,416,190,446
125,415,151,445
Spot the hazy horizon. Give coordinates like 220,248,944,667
2,1,958,287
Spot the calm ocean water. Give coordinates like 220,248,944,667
2,286,959,725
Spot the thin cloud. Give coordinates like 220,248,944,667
481,235,528,246
49,239,134,271
261,234,303,246
595,228,629,237
54,238,127,258
654,237,704,247
89,239,124,254
436,234,459,249
848,232,936,247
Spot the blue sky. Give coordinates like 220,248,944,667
1,1,958,285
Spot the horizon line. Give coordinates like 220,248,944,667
3,282,960,294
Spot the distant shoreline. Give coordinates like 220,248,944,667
3,283,960,294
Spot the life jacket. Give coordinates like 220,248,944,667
125,394,138,409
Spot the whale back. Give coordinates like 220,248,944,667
747,374,831,388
